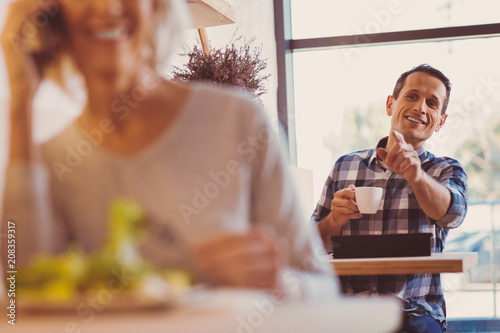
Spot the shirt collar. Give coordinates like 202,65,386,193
369,136,429,168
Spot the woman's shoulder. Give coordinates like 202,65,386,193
187,83,262,112
40,121,82,161
178,82,273,136
188,82,254,99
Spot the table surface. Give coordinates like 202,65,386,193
2,289,401,333
325,252,478,276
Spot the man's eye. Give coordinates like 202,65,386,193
406,94,417,100
427,100,437,108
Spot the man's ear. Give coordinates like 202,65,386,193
386,96,394,116
435,113,448,132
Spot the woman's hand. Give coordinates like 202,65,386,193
189,226,288,290
1,0,50,106
1,0,54,161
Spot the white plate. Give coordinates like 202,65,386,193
17,277,180,313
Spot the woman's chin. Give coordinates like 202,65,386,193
81,61,136,80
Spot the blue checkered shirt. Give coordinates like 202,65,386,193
311,137,468,329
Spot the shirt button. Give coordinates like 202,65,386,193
372,286,377,292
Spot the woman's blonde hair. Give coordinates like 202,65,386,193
43,0,191,89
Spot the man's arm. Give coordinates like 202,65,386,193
408,171,451,221
377,130,450,221
314,186,361,251
317,213,342,250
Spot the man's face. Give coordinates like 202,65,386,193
386,72,448,149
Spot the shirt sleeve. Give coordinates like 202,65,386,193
310,164,338,225
2,162,68,266
431,158,468,229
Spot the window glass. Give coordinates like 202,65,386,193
291,0,500,39
293,37,500,319
293,37,500,203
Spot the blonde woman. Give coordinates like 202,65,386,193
1,0,337,298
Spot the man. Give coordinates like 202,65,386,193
311,64,468,332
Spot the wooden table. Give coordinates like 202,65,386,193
2,289,401,333
325,252,478,276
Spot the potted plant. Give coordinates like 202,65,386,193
172,37,270,103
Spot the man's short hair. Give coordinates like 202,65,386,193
392,64,452,114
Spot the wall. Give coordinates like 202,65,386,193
171,0,279,126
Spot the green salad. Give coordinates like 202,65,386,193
16,197,191,303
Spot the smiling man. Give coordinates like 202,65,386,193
311,64,468,333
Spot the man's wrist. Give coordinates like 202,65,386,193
324,213,343,234
408,168,427,188
317,213,343,251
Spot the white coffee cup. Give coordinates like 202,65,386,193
350,187,383,214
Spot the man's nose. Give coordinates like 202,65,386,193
414,99,427,114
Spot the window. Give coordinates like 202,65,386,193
291,0,500,39
293,38,500,201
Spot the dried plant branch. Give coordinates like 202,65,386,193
172,38,270,100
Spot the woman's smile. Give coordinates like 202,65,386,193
59,0,156,81
91,26,129,40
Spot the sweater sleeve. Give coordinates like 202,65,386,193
247,107,340,300
2,162,68,267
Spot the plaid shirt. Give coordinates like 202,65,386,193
311,137,468,329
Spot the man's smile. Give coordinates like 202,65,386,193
405,116,426,125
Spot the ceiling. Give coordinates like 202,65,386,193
187,0,236,29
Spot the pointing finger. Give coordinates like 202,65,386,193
377,147,388,161
391,130,406,144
